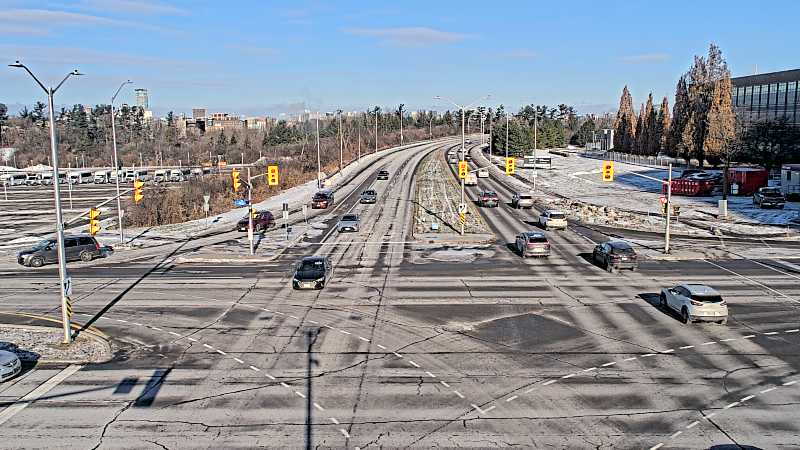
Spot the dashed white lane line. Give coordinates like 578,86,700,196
392,352,403,358
338,330,351,335
763,331,779,335
329,417,340,425
679,345,694,349
216,349,227,355
601,362,616,367
786,329,800,333
202,343,214,350
701,341,717,346
439,381,450,388
233,358,244,364
168,331,181,337
542,380,557,386
249,366,260,372
622,357,638,362
649,376,799,448
294,391,306,398
562,373,575,379
506,395,518,402
453,390,465,399
151,326,162,331
313,402,324,411
407,360,420,368
340,429,350,439
280,382,291,388
704,259,799,303
187,337,198,342
376,344,387,350
358,336,370,342
581,367,597,372
425,371,436,378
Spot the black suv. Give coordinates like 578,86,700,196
17,235,111,267
377,170,390,180
592,241,638,272
753,187,786,209
292,256,331,290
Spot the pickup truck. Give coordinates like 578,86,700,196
753,187,786,209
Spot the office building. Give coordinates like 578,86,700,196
732,69,800,128
192,108,207,119
135,88,149,110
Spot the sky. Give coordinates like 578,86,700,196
1,0,798,118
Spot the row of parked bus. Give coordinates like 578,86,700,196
1,167,213,187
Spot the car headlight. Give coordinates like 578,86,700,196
315,277,325,283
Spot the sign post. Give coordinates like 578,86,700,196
203,194,210,227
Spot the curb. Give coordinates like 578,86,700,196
0,322,113,364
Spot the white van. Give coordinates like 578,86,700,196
0,173,27,186
69,171,93,184
25,173,41,185
153,169,168,183
93,170,110,184
464,173,478,186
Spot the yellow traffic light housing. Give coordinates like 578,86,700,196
251,207,258,218
133,180,145,203
88,208,101,235
267,165,279,186
602,160,614,182
505,157,516,175
232,169,241,192
458,161,468,179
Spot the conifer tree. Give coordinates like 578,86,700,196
656,96,671,155
670,76,690,158
613,86,636,152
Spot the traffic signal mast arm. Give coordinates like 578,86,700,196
64,186,136,226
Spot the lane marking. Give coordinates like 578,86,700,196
358,336,370,342
785,329,799,333
724,401,739,409
764,332,779,335
216,349,226,355
622,357,638,362
740,395,754,402
202,344,214,350
641,353,656,358
440,381,450,388
339,330,351,335
294,391,306,398
264,374,276,380
151,326,162,331
0,364,83,426
314,402,324,411
393,352,403,358
168,331,181,337
453,390,465,399
340,429,350,438
704,259,798,303
280,382,291,388
233,358,244,364
581,367,597,372
562,373,575,379
660,349,675,353
743,335,756,339
701,341,717,346
601,362,616,367
783,380,797,386
187,337,198,342
407,360,420,368
542,380,557,386
329,417,340,425
649,444,663,450
760,387,777,394
686,421,699,429
377,344,387,350
425,371,436,378
506,395,518,402
720,338,736,342
670,431,682,438
249,366,260,372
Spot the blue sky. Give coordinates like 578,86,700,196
1,0,798,117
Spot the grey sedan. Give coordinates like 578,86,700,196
0,350,21,382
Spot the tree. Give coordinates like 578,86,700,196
740,118,800,171
0,103,7,145
570,118,596,146
635,102,647,154
656,97,671,154
670,76,691,159
215,129,227,152
32,101,47,127
491,119,533,156
702,57,736,166
613,86,636,152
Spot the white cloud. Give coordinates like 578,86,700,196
0,8,165,32
344,27,468,47
620,53,669,64
494,49,537,61
75,0,188,15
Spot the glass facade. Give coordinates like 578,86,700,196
732,70,800,128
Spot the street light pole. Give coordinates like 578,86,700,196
110,80,132,244
316,115,322,189
337,110,343,174
9,61,82,344
374,108,379,153
505,113,509,159
399,105,403,146
665,163,673,254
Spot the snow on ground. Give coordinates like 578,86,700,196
498,150,799,237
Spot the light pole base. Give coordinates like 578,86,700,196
718,199,728,220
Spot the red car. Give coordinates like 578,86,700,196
312,190,334,209
237,211,275,231
479,190,499,207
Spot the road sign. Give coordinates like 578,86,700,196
234,199,249,207
458,213,466,225
203,195,210,213
659,196,667,204
63,276,72,296
458,203,467,214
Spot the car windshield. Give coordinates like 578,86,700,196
519,194,532,199
313,194,327,200
611,245,635,255
32,240,51,250
691,294,723,303
761,189,781,196
549,213,566,219
341,215,358,222
527,235,547,243
363,190,375,195
482,192,496,197
299,260,324,271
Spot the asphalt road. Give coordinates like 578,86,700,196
1,140,799,448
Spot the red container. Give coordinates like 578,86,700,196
727,167,768,196
662,179,715,196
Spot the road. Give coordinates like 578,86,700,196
1,139,799,448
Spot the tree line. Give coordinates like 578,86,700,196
613,43,800,170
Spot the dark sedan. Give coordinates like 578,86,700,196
237,211,275,231
592,241,638,272
292,256,331,290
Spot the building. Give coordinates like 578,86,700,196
598,128,614,151
209,113,243,130
245,117,271,130
732,69,800,128
135,88,149,110
192,108,207,119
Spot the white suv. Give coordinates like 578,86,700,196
538,210,567,230
660,284,728,324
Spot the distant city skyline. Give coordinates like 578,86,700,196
1,1,798,117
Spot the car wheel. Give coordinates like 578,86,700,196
30,257,44,268
631,266,638,272
717,318,727,325
80,251,93,262
681,307,690,324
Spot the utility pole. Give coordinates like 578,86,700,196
489,111,493,159
110,80,131,245
9,61,82,344
337,110,343,173
399,104,403,146
429,113,433,140
315,115,322,189
247,166,254,256
374,109,378,154
665,163,672,254
505,113,509,159
357,125,361,162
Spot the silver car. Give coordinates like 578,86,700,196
511,192,534,209
660,284,728,324
0,350,21,382
337,214,360,233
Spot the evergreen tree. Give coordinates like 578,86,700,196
215,129,227,152
0,103,7,145
491,119,534,156
613,86,636,152
656,97,671,155
670,76,690,158
702,48,735,166
635,101,649,154
229,133,237,146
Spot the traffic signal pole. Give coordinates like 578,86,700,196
247,166,254,256
665,163,672,254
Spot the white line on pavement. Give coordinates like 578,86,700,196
0,365,83,426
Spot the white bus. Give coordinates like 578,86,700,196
69,171,93,184
0,173,27,186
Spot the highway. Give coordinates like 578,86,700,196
1,139,799,448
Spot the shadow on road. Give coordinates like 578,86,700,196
637,293,683,323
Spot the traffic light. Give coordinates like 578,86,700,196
458,161,468,179
133,180,145,203
505,157,516,175
232,169,241,192
267,165,279,186
602,160,614,182
251,207,258,219
88,208,101,235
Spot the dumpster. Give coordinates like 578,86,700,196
727,167,768,196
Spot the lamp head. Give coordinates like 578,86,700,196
8,61,23,68
72,70,83,76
